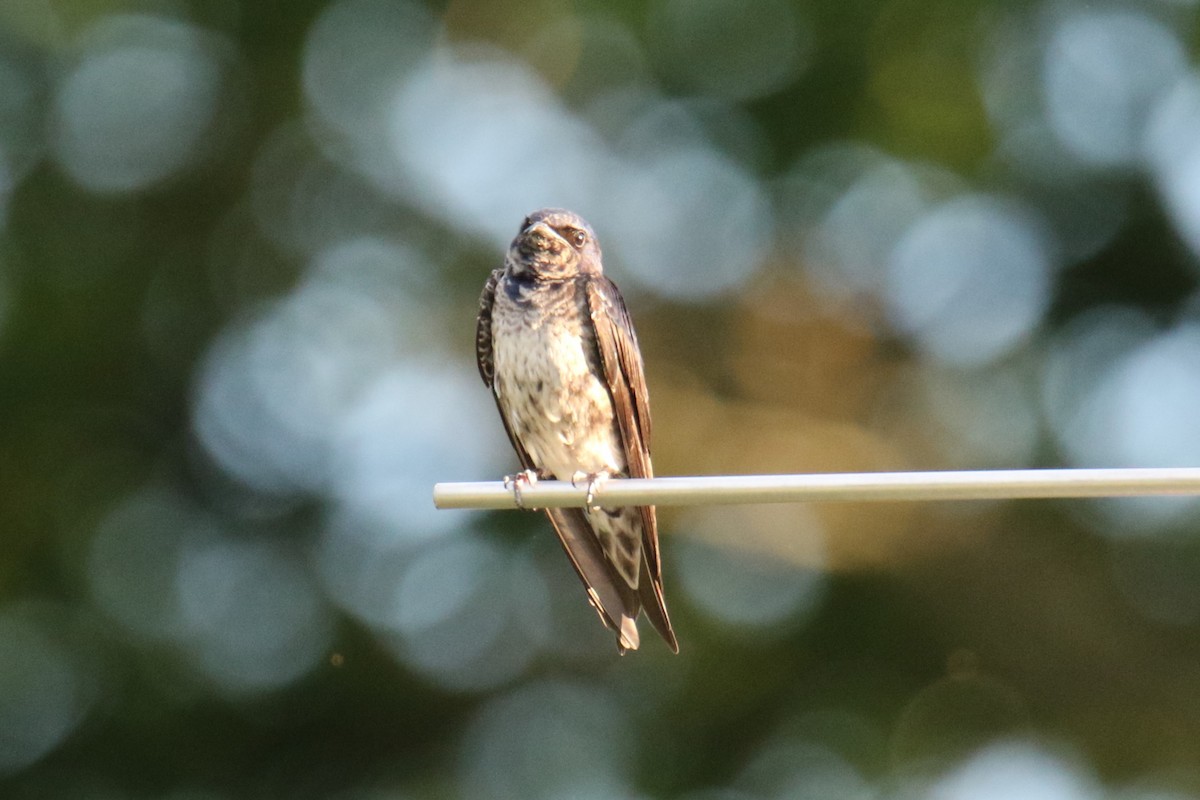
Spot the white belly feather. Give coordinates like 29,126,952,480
491,303,625,481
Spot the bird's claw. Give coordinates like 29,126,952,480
503,469,539,510
570,470,609,512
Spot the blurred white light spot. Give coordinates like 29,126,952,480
777,146,972,324
382,537,545,691
316,510,545,692
176,536,333,694
886,195,1053,366
928,741,1097,800
394,537,498,633
310,361,511,676
329,362,506,542
581,85,663,143
313,507,421,630
1041,306,1156,456
1043,10,1186,167
52,15,227,192
301,235,448,351
600,147,771,300
192,283,396,495
1057,325,1200,534
458,680,633,799
676,507,826,631
0,606,90,774
391,51,603,245
614,96,751,165
802,158,937,306
648,0,808,101
990,121,1129,264
1145,73,1200,260
90,487,332,694
302,0,435,191
303,0,434,138
777,144,885,237
309,235,434,301
250,124,399,256
1066,324,1200,469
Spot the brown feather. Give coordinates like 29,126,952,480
584,276,679,653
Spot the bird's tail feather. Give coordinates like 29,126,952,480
545,507,642,652
638,557,679,653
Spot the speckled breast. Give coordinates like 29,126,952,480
490,276,625,481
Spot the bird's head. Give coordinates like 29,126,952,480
506,208,602,281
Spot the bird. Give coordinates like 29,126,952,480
475,208,678,654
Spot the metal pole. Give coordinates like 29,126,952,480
433,467,1200,510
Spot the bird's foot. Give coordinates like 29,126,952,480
570,470,610,512
503,469,540,510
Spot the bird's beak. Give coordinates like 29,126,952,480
518,221,564,253
524,221,557,240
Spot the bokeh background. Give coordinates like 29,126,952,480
3,0,1200,796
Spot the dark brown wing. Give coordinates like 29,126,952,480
585,276,679,653
477,269,642,652
475,269,502,387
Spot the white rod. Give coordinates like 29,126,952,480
433,468,1200,510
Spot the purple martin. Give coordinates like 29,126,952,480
476,208,678,654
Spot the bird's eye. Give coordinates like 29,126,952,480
519,216,531,233
570,228,587,247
